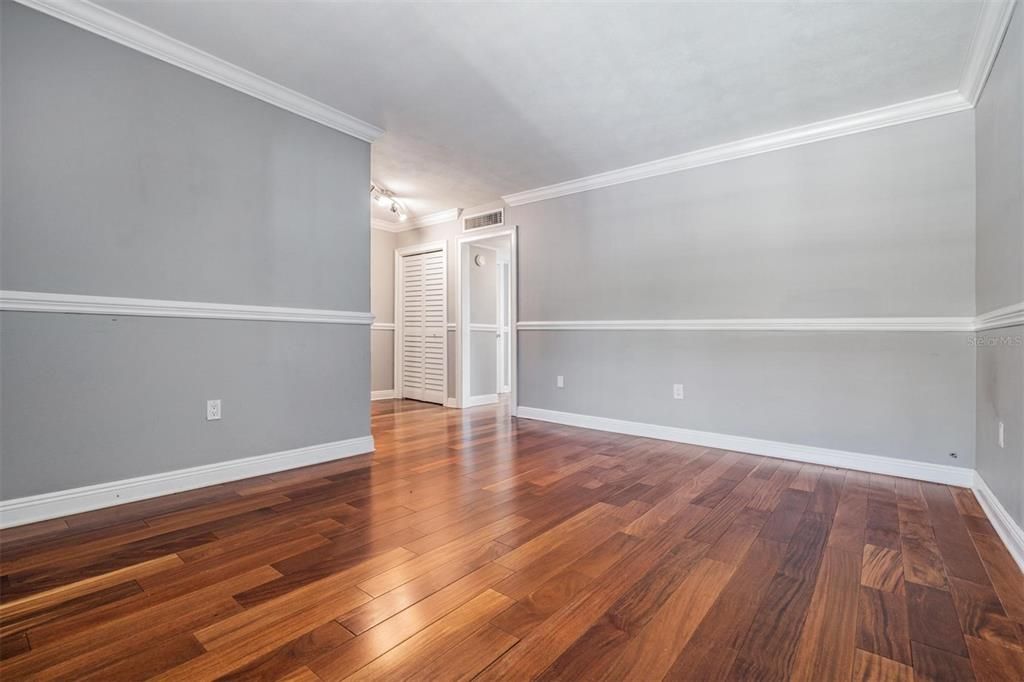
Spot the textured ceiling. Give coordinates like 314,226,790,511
98,1,984,221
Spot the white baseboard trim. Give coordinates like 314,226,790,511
463,394,499,408
371,389,396,400
0,435,375,529
516,406,974,488
445,398,458,408
972,472,1024,571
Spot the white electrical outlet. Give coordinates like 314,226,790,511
673,384,684,400
556,375,564,389
207,399,222,421
998,421,1005,449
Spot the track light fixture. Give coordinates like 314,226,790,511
370,184,407,221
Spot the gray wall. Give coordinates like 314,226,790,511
470,245,497,325
0,314,368,498
470,245,498,396
371,229,396,392
516,112,975,321
975,7,1023,527
520,331,974,465
0,3,371,499
513,110,977,468
976,7,1024,316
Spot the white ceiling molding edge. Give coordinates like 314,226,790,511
372,208,461,232
371,219,408,233
502,90,970,206
504,3,1017,208
410,208,462,228
13,0,384,143
959,0,1017,105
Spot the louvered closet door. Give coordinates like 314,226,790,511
400,250,445,404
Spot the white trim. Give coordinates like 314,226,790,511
13,0,382,143
973,472,1024,571
516,407,974,487
371,389,395,400
974,301,1024,331
411,208,462,228
372,209,462,233
517,304,1024,333
469,323,499,333
959,1,1017,105
372,220,407,233
445,398,458,408
0,290,374,325
464,394,499,408
447,323,457,332
454,226,518,415
502,91,970,206
371,322,396,331
517,317,975,333
0,435,374,528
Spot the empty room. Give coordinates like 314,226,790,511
1,0,1023,680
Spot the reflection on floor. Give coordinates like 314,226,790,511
1,398,1022,680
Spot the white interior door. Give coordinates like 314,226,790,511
400,249,445,404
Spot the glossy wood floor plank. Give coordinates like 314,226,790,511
1,398,1021,680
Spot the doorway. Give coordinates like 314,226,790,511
455,227,517,413
394,241,447,405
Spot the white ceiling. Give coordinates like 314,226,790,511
98,0,985,222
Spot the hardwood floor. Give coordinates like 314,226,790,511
1,398,1022,680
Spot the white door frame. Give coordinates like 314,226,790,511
394,241,448,404
454,226,517,414
498,259,511,394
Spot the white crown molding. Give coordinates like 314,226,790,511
371,389,395,400
973,471,1024,571
371,219,408,233
517,317,976,332
0,290,375,325
959,0,1018,105
371,322,396,331
14,0,383,143
411,208,462,228
503,91,970,206
517,406,975,487
372,209,462,233
501,4,1015,207
974,301,1024,331
0,435,374,528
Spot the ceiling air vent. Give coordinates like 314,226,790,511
463,208,504,232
